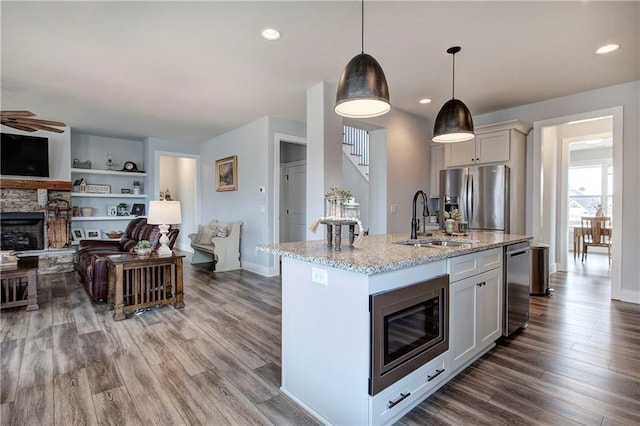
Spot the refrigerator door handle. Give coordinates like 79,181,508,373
468,174,474,223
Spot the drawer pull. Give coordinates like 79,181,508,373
427,368,445,382
388,392,411,409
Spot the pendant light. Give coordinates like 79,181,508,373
335,0,390,118
432,46,474,143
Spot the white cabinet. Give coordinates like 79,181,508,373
444,129,510,167
448,248,503,373
429,145,445,197
442,120,531,234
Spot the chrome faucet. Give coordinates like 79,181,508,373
411,190,429,239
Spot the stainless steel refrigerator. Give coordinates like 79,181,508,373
439,164,510,233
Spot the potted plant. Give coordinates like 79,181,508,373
444,209,463,233
324,187,353,218
134,240,152,257
132,180,142,195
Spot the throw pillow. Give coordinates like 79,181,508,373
199,226,216,245
194,225,205,243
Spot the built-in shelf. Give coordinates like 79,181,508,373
71,168,147,177
72,216,146,221
71,193,147,199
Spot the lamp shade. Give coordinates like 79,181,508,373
432,99,475,143
335,53,391,118
147,200,182,225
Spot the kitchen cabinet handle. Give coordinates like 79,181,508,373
477,281,486,287
427,368,445,382
388,392,411,409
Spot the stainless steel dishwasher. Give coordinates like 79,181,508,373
504,241,531,336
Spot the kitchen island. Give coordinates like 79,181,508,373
259,231,531,426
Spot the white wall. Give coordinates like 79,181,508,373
365,109,431,234
474,80,640,303
1,125,71,181
199,115,305,276
342,153,369,232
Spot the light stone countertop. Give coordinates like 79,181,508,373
258,231,533,275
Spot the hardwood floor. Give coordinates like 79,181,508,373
1,252,638,425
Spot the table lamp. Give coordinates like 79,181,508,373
147,200,181,256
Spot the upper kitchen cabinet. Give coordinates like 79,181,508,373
429,145,445,197
444,120,531,168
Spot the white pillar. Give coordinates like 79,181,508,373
306,82,343,240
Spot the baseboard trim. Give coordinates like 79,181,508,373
241,261,279,277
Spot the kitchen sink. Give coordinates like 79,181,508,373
395,239,475,248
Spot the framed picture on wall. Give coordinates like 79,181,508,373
71,228,85,241
131,203,145,216
215,155,238,192
86,229,101,240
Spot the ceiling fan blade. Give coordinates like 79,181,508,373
0,121,38,132
9,117,66,127
25,122,66,133
0,110,36,118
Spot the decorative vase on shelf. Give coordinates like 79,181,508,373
133,187,140,195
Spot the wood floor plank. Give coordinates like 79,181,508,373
11,347,54,425
0,339,23,404
92,386,143,426
78,330,123,395
52,322,85,376
113,346,184,425
256,394,321,426
155,359,233,425
53,368,98,426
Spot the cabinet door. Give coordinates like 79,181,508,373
430,145,445,197
449,276,478,372
444,140,476,167
477,268,503,347
475,130,510,164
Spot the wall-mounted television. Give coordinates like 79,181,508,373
1,133,50,177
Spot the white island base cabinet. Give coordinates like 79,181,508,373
280,257,448,426
448,248,503,374
280,246,505,426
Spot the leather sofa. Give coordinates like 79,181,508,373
76,218,179,301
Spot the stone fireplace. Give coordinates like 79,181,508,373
0,179,74,273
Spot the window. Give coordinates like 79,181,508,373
568,148,612,227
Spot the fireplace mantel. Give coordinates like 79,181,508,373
0,179,72,191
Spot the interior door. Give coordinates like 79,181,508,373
281,162,306,242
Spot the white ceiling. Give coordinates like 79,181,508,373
1,1,638,143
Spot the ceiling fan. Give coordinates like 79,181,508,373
1,110,66,133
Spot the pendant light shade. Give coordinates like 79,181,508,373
335,0,390,118
335,53,390,118
433,46,474,143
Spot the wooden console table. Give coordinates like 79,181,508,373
0,256,39,311
107,252,185,321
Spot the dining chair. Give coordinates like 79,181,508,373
581,216,612,264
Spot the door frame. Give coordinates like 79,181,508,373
154,150,201,251
273,133,307,249
530,106,622,298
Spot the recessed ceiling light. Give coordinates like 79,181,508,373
419,98,432,104
596,44,619,54
261,28,281,41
